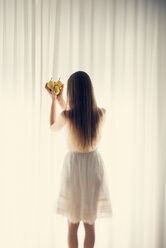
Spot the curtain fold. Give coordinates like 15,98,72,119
0,0,165,247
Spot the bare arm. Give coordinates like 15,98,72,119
57,96,66,110
50,99,57,126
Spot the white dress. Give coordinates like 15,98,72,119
51,111,113,224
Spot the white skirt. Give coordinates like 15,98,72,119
55,149,113,224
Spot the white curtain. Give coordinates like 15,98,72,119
0,0,166,247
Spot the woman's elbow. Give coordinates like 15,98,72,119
50,124,57,132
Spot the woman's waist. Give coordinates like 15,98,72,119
68,148,98,155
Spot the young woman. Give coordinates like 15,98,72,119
45,71,113,248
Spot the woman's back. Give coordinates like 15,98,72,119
63,107,106,153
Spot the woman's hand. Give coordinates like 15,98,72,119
45,83,57,100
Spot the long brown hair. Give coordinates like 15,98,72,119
62,71,105,150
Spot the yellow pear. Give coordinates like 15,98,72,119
56,80,63,88
54,85,60,95
53,78,63,95
46,78,54,90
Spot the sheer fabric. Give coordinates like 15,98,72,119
55,149,113,224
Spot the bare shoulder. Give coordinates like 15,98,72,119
101,107,106,118
60,110,69,124
61,110,67,118
101,107,106,114
99,108,106,124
